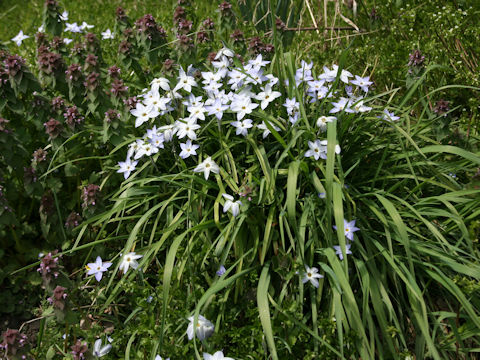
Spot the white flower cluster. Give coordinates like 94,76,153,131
119,47,401,209
11,9,115,47
85,252,143,283
119,50,285,180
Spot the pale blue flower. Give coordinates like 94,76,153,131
216,265,226,276
11,30,29,46
301,266,323,288
86,256,112,282
333,219,360,241
93,339,111,358
333,244,352,260
187,315,214,341
380,109,400,122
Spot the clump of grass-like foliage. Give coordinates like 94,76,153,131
1,0,480,359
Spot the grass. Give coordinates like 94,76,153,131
56,52,479,358
1,0,480,359
0,0,212,43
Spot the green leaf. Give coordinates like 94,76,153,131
46,346,56,360
286,160,300,226
257,264,278,360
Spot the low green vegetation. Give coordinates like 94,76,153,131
0,0,479,359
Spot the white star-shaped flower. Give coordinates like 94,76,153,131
151,77,170,92
211,56,231,78
307,80,327,94
93,339,112,358
352,99,372,113
301,266,324,288
155,356,170,360
231,119,253,136
175,118,201,140
350,75,373,92
283,97,299,115
227,69,246,90
380,109,400,122
174,67,197,93
334,244,352,260
230,97,258,120
246,54,270,70
186,315,214,341
80,21,94,30
257,121,280,139
144,93,171,112
201,71,222,85
222,194,242,217
101,29,114,40
11,30,29,46
179,140,200,159
330,97,353,114
205,98,229,120
193,157,219,180
133,141,158,160
86,256,112,282
316,116,336,131
333,219,360,241
119,252,143,274
148,134,165,150
215,47,234,59
159,125,177,142
304,140,324,161
187,104,206,122
256,85,281,110
203,351,235,360
65,22,82,33
130,103,159,128
59,11,69,21
318,140,341,159
117,158,138,180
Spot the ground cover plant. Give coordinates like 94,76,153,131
290,0,480,137
1,0,480,359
